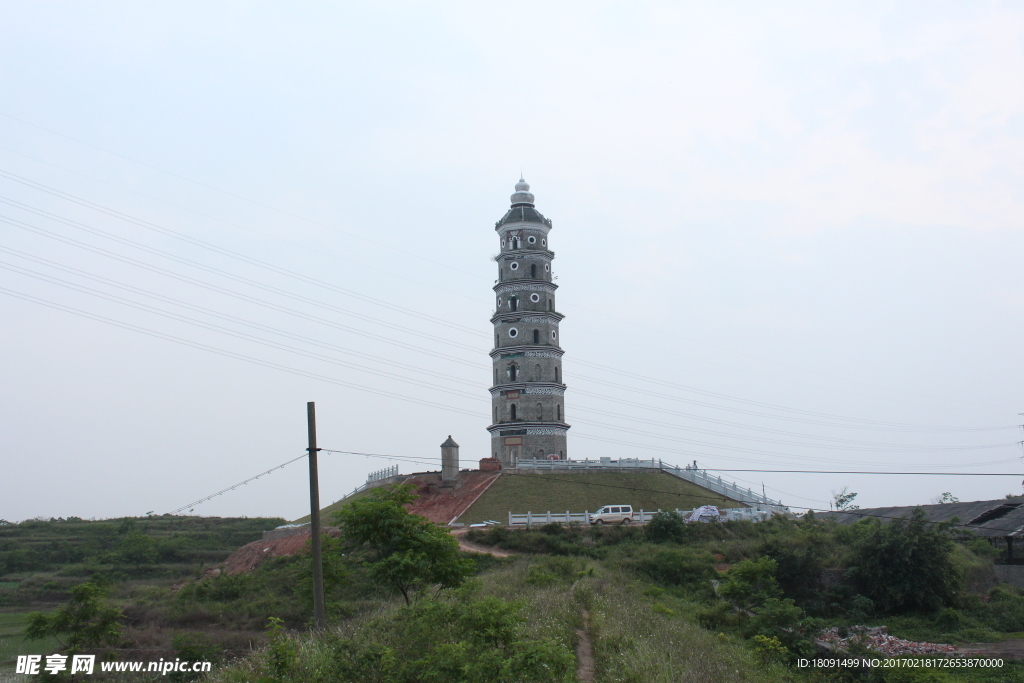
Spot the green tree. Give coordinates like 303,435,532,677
833,487,859,511
115,531,158,564
719,557,782,610
846,508,962,613
334,484,474,604
24,581,123,653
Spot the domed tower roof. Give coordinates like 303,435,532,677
495,178,551,229
440,435,459,448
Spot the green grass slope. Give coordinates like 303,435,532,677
0,516,284,607
457,470,742,525
292,481,396,524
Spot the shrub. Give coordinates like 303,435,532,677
646,511,686,543
751,634,787,665
321,597,576,683
720,558,782,610
846,510,962,614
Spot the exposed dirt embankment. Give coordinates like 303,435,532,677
223,528,340,575
405,471,501,524
221,472,500,573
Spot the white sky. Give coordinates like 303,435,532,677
2,2,1023,522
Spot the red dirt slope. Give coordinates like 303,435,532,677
404,471,500,524
223,528,340,575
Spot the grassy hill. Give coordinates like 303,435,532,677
456,470,742,525
0,515,284,607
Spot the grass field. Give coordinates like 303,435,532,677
0,610,59,671
456,470,742,525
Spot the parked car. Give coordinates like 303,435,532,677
590,505,634,525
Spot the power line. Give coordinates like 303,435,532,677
8,266,1020,470
165,453,308,515
0,132,1005,415
7,244,1016,458
9,236,1018,458
0,286,482,417
0,234,482,370
0,248,482,389
2,173,1015,432
8,261,1019,468
0,114,484,280
0,208,486,355
0,176,486,337
572,359,1016,431
0,261,486,403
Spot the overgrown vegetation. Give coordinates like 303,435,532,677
11,491,1024,682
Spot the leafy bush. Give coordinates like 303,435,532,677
846,509,962,614
720,558,782,610
283,597,575,683
646,511,687,543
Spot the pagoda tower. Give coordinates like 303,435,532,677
487,179,568,467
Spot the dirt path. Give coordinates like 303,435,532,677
575,608,595,682
449,529,512,557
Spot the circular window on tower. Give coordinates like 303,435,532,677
551,330,557,340
544,264,550,272
541,238,546,247
501,239,506,248
527,235,536,244
508,327,518,338
530,293,540,303
509,261,519,271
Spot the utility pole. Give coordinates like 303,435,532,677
307,402,327,629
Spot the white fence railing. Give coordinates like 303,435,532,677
367,464,399,484
515,458,788,512
508,507,772,526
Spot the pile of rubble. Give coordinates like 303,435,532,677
817,626,956,656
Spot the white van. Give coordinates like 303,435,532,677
590,505,634,525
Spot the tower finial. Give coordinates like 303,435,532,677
511,178,533,204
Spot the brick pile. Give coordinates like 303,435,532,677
817,626,956,656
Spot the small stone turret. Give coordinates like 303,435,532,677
441,435,460,483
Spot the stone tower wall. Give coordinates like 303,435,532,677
486,181,569,467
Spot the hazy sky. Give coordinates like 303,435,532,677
2,2,1023,522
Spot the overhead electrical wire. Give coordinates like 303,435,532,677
3,211,1015,449
0,176,486,337
3,262,1020,465
5,224,1015,459
4,176,1019,448
0,174,1015,433
0,263,487,403
165,452,309,515
0,286,483,417
572,358,1015,431
0,253,483,391
0,209,486,354
7,253,1019,463
0,145,489,306
0,131,1005,416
